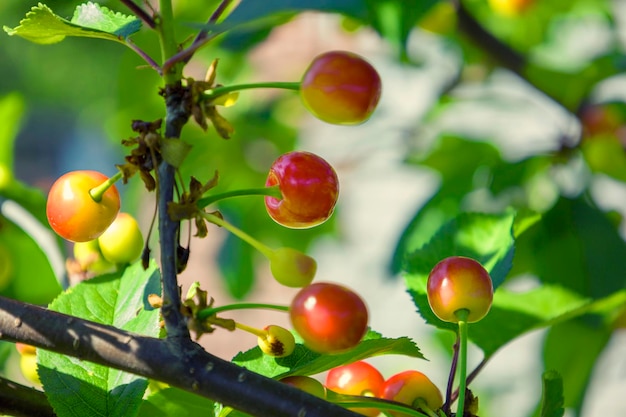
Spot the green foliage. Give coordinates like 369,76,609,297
138,386,215,417
232,329,424,379
3,3,141,44
538,370,565,417
38,262,161,417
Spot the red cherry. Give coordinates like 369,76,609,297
426,256,493,323
301,51,382,125
289,282,368,354
265,151,339,229
326,361,385,417
381,370,443,416
46,170,120,242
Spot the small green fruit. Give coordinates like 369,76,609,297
269,247,317,288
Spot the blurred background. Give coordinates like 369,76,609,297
1,1,626,416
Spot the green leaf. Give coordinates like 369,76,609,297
232,329,424,379
217,208,255,299
38,262,162,417
138,386,215,417
3,3,141,45
0,213,61,305
540,320,611,415
539,370,565,417
0,92,25,173
404,210,517,291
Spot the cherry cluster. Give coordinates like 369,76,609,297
39,50,496,416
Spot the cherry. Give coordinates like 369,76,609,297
289,282,368,354
15,343,40,386
73,240,115,274
269,247,317,288
265,151,339,229
326,361,385,417
280,376,327,399
97,212,144,264
300,50,382,125
381,370,443,416
46,170,120,242
257,325,296,358
426,256,493,323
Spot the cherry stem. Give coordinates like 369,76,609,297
203,81,301,102
88,171,123,203
326,392,429,417
443,336,460,413
201,211,274,258
197,185,282,209
197,302,289,321
455,309,470,417
414,399,438,417
234,322,266,338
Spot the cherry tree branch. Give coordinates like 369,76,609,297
0,376,55,417
0,296,362,417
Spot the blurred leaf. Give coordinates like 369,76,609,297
0,213,61,305
38,261,161,417
232,329,424,379
514,196,626,298
363,0,437,59
217,209,255,300
0,92,25,173
539,370,565,417
391,137,503,273
539,320,611,415
581,136,626,182
138,386,215,417
3,3,140,45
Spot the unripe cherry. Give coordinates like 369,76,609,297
257,325,296,358
269,247,317,288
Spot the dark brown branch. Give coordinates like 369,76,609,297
0,296,362,417
120,0,156,29
0,376,55,417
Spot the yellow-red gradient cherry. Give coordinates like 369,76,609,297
265,151,339,229
46,170,120,242
300,50,382,125
326,361,385,417
427,256,493,323
290,282,368,353
381,370,443,416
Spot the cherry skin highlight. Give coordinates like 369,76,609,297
300,50,382,125
46,170,120,242
265,151,339,229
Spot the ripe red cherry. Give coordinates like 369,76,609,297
46,170,120,242
300,51,382,125
426,256,493,323
326,361,385,417
289,282,368,354
381,370,443,416
265,151,339,229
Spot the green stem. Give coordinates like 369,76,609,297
197,303,289,321
197,185,282,209
455,309,469,417
203,81,301,101
234,322,266,338
157,0,182,82
326,392,428,417
89,171,123,202
414,399,438,417
202,211,274,258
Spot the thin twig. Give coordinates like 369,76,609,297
162,0,235,74
120,0,157,29
125,39,163,74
